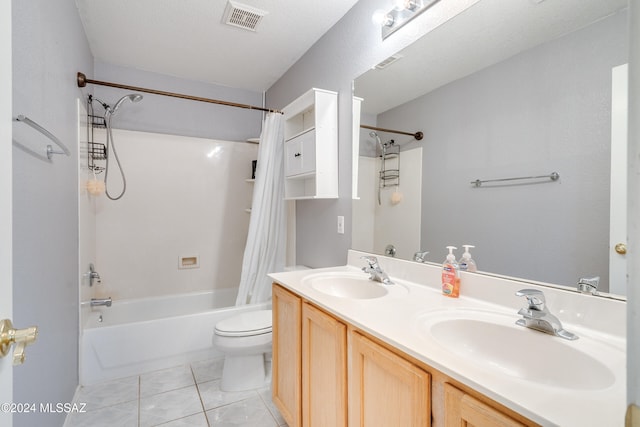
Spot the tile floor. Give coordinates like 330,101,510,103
65,358,287,427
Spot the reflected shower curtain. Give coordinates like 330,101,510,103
236,112,286,305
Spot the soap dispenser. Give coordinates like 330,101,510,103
441,246,460,298
459,245,477,272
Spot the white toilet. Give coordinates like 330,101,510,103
213,309,273,392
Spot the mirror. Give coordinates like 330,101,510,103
353,0,629,296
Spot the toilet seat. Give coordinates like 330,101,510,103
214,309,272,337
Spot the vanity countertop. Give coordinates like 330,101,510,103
269,250,626,427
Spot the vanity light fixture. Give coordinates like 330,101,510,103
375,0,441,40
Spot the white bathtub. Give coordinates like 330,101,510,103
80,288,270,385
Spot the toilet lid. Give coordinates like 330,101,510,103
215,309,272,337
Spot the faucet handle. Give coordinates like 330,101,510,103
515,289,546,311
577,276,599,295
360,256,379,268
413,251,429,263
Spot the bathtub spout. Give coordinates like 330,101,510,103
90,297,112,308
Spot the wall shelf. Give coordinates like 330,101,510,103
283,88,338,200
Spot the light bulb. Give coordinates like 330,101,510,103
372,9,387,25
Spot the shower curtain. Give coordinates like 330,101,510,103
235,112,286,305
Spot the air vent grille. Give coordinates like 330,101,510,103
223,1,267,32
375,54,403,70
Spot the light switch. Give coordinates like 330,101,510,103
337,216,344,234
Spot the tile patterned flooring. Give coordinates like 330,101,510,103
65,358,287,427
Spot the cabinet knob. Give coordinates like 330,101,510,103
294,153,301,157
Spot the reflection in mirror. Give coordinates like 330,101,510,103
353,0,628,296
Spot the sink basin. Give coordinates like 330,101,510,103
301,271,407,300
418,309,617,390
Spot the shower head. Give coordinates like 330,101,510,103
369,130,384,152
110,94,143,115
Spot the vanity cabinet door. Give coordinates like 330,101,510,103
272,284,302,427
444,383,526,427
302,302,347,427
349,331,431,427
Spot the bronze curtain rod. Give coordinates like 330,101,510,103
76,72,282,114
360,124,423,141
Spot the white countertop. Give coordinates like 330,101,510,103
269,250,626,427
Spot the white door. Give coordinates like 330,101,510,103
0,1,13,425
610,64,628,295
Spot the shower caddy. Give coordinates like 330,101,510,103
86,96,107,173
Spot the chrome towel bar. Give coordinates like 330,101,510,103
14,115,70,160
471,172,559,187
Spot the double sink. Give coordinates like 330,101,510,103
301,270,620,392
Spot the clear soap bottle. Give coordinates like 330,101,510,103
459,245,477,272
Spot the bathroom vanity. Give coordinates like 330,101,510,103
269,251,626,427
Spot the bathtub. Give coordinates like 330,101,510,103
80,288,270,385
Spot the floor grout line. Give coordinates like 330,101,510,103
190,363,212,427
137,375,141,427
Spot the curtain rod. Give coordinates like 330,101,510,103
76,72,282,114
360,124,423,140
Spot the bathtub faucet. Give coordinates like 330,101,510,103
90,297,112,308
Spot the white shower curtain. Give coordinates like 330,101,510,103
235,112,287,305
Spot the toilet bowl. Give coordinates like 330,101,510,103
213,309,272,392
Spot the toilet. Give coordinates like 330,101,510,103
213,309,273,392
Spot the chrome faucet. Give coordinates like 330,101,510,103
413,251,429,263
515,289,577,340
90,297,112,308
577,276,599,295
361,256,394,285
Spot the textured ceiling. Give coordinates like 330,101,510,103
75,0,360,92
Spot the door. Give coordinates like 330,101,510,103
349,331,430,427
272,284,302,427
444,383,525,427
1,1,13,424
301,302,347,427
610,64,628,295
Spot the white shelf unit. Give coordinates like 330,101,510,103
283,88,338,200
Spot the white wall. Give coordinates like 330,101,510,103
628,0,640,414
91,129,257,301
0,1,12,424
11,1,93,425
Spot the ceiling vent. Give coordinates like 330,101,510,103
223,1,267,32
374,54,403,70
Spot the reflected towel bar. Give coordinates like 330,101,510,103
14,115,71,160
472,172,560,187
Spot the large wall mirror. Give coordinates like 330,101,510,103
353,0,628,297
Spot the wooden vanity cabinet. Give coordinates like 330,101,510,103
272,283,536,427
273,285,348,427
272,284,302,427
349,331,431,426
444,383,526,427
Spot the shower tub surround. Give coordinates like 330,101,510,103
90,128,258,301
80,288,270,385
